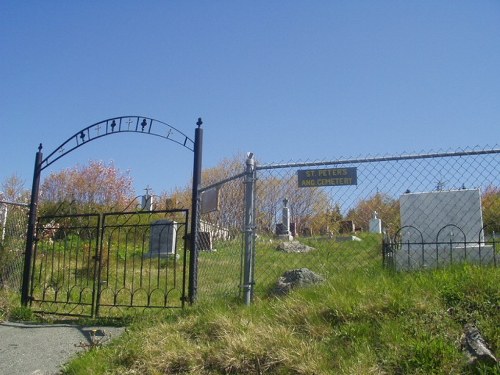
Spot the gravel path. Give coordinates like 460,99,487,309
0,321,125,375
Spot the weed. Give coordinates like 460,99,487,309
9,305,35,321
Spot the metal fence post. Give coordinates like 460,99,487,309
22,144,43,306
243,153,256,305
188,119,203,304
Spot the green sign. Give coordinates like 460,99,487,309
297,167,357,188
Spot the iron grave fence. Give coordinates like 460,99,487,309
0,200,29,290
197,146,499,304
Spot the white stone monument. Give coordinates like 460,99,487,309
369,211,382,234
395,189,494,270
0,202,7,242
148,220,178,258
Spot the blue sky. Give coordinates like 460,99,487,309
1,1,499,197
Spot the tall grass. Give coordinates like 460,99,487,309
62,242,499,374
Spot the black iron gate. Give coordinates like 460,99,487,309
29,209,189,317
22,116,204,308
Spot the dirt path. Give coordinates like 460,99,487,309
0,321,124,375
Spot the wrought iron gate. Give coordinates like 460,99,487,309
28,209,189,317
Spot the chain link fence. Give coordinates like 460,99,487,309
0,200,29,290
198,147,499,303
197,171,247,302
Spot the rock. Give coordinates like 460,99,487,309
271,268,325,296
461,323,498,365
276,240,315,253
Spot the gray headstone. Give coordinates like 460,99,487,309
396,189,494,270
149,220,177,257
400,189,484,243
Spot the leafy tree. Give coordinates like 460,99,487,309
482,186,499,233
39,160,135,214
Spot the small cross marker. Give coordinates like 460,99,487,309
126,118,133,130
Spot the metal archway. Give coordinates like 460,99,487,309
41,116,196,171
22,116,203,308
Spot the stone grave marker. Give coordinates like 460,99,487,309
0,202,7,242
148,220,177,258
278,198,293,241
396,188,494,270
369,211,382,234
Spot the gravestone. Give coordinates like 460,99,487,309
396,189,494,270
369,211,382,233
0,202,7,242
148,220,177,258
141,194,153,211
339,220,355,234
278,198,293,241
141,186,154,211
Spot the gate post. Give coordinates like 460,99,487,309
22,144,43,306
243,153,256,305
188,118,203,304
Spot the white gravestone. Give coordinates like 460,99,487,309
0,203,7,242
149,220,178,258
396,189,494,270
369,211,382,234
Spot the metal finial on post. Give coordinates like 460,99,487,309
38,143,43,152
196,118,203,128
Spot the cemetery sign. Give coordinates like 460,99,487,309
297,167,357,188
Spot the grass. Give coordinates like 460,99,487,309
60,260,499,374
3,233,499,373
